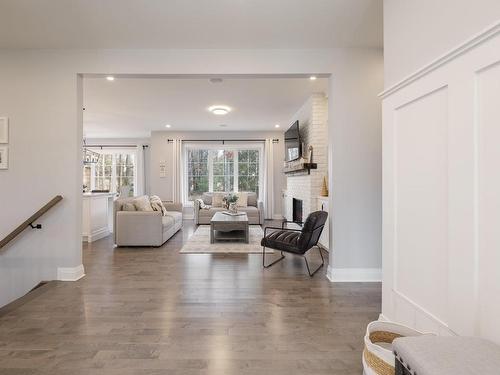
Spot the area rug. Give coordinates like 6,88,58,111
180,225,270,254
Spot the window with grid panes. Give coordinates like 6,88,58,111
185,147,260,201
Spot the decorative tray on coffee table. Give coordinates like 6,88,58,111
222,211,246,216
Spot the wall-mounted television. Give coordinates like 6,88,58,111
284,120,302,162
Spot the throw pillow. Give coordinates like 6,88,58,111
212,192,225,207
150,195,168,216
236,192,248,207
202,193,212,206
133,195,153,212
196,198,208,209
247,193,257,207
122,203,136,211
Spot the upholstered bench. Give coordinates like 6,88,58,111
393,336,500,375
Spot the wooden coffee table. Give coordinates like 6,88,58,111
210,212,249,244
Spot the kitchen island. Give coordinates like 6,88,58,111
82,192,116,242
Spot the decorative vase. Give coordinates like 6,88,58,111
229,202,238,213
320,176,329,196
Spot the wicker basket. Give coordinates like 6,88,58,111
362,321,423,375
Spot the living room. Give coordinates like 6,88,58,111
82,75,331,255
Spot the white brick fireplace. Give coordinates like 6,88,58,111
283,93,328,222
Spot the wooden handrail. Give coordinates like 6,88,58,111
0,195,63,250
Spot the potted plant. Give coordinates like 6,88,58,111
223,193,239,213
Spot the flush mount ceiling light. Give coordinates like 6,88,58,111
165,124,171,128
208,105,231,115
275,124,280,128
106,76,115,81
309,76,317,81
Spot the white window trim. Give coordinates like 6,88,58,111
88,147,138,194
183,142,264,203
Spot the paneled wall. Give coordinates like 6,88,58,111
382,23,500,341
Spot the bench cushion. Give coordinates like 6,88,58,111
393,336,500,375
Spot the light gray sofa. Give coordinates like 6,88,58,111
194,192,264,225
114,197,183,247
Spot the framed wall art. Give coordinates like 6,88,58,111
0,117,8,143
0,146,8,169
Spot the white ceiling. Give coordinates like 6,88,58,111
83,76,328,138
0,0,382,49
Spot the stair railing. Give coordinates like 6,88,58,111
0,195,63,250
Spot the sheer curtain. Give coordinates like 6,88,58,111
136,146,145,196
263,138,275,219
172,139,184,203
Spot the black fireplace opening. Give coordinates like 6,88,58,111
292,198,303,224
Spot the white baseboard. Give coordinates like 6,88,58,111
57,264,85,281
326,266,382,282
378,313,390,322
83,228,110,243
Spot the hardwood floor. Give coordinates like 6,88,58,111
0,221,381,374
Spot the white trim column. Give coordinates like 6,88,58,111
264,138,275,219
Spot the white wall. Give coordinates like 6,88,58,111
382,13,500,342
384,0,500,86
0,47,382,307
327,50,384,281
150,130,285,217
0,59,83,308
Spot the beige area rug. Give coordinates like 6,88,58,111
180,225,271,254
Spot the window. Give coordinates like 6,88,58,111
185,146,261,202
83,151,136,196
95,154,113,191
212,150,234,192
115,153,135,194
238,150,259,195
187,149,209,200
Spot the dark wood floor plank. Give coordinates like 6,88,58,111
0,220,380,374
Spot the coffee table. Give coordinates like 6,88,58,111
210,212,249,244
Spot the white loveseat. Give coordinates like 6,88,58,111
114,197,183,247
194,192,264,225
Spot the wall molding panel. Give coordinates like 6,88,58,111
382,26,500,343
380,20,500,98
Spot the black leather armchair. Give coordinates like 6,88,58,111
261,211,328,276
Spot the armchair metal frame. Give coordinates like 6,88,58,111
280,220,303,228
262,225,326,277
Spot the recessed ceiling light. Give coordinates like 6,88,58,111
309,76,317,81
106,76,115,81
165,124,171,128
208,105,231,115
275,124,280,128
